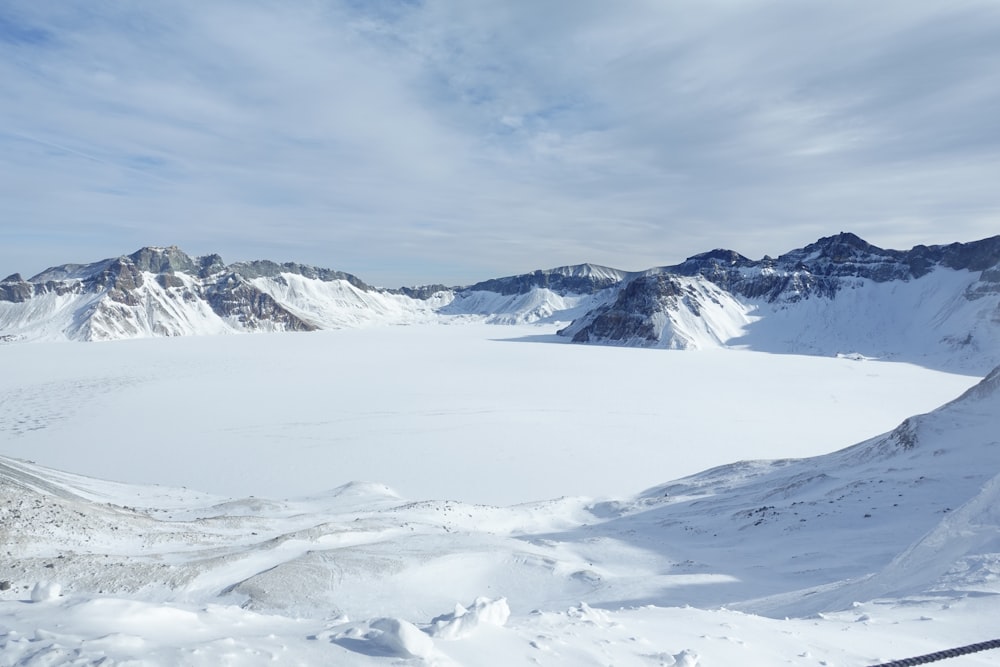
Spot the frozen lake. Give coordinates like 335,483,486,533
0,323,979,504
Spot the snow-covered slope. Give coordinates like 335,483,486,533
591,364,1000,617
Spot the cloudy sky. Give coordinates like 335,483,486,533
2,1,999,286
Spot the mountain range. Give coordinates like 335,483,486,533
2,232,999,373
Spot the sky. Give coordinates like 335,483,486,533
2,1,1000,287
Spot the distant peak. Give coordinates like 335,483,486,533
819,231,869,246
546,263,624,277
808,232,882,255
775,232,894,267
684,248,751,265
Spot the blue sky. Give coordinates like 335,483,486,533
2,1,1000,286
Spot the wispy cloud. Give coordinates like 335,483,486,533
2,1,1000,285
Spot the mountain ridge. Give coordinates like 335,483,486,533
3,234,1000,373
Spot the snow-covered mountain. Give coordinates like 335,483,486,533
3,233,1000,372
0,247,449,340
0,248,621,341
561,232,1000,373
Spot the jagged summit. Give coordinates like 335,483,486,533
794,231,884,257
679,248,752,266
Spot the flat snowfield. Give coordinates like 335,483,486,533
0,323,978,504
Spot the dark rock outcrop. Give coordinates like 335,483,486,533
203,274,317,331
567,274,683,344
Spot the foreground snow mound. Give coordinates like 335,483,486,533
29,582,61,603
427,597,511,639
324,617,435,660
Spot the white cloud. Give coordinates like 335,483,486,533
2,0,1000,285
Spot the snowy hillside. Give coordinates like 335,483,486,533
2,362,1000,664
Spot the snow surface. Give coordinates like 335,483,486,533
0,324,976,504
2,325,999,666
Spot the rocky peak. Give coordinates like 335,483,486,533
681,248,752,266
670,249,754,286
809,231,878,255
126,247,226,278
777,232,896,267
127,246,195,274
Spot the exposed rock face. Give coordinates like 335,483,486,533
203,275,317,331
0,276,33,303
567,274,683,344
